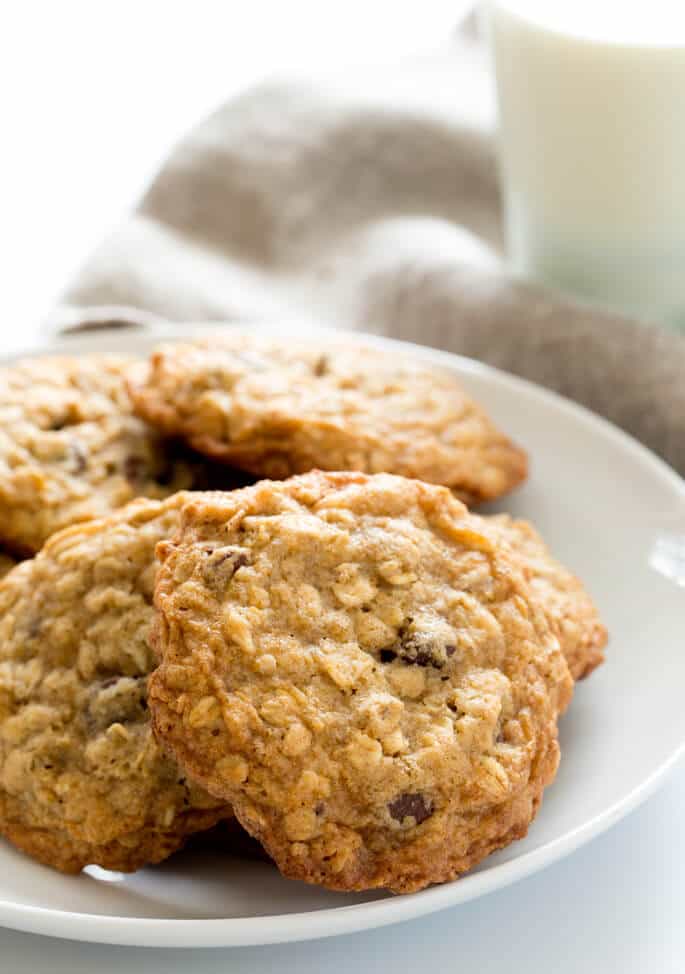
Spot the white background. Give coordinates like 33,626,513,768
0,0,465,342
0,2,683,970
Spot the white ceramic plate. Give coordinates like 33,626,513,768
0,326,683,949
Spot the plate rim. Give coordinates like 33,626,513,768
0,324,683,948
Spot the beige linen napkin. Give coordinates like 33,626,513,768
52,24,685,476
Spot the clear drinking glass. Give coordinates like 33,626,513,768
486,0,685,328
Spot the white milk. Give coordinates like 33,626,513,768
487,1,685,326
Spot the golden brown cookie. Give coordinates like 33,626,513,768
149,473,571,894
129,332,527,505
0,355,232,556
486,516,607,680
0,494,233,874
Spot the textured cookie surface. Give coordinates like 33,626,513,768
150,473,571,893
129,332,527,505
0,355,212,555
486,516,607,680
0,494,232,874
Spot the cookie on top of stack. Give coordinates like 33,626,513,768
150,472,572,893
0,330,606,891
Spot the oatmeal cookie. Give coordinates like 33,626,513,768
487,516,606,680
149,473,571,893
0,355,219,555
0,494,232,874
129,332,527,504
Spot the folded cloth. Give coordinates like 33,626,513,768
51,21,685,477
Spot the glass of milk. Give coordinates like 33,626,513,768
486,0,685,327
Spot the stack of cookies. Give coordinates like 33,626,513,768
0,331,606,893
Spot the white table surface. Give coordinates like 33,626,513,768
1,3,682,970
